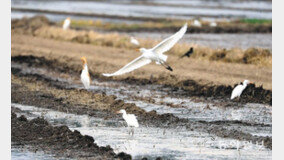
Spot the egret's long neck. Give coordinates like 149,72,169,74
122,112,127,118
83,63,88,71
242,83,247,89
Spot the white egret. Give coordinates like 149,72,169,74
62,17,71,30
80,57,91,89
130,37,140,46
117,109,139,135
103,23,188,77
193,20,202,27
231,80,251,100
210,22,217,27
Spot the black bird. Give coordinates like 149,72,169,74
180,47,194,59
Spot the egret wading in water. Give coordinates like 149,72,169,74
102,23,187,77
80,57,91,89
130,37,140,46
231,80,251,100
117,109,139,135
62,17,71,30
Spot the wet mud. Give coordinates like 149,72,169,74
11,112,132,159
12,55,272,105
11,61,272,150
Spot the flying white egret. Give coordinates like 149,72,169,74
130,37,140,46
103,23,188,77
117,109,139,135
62,17,71,30
231,80,251,100
80,57,91,89
193,20,202,27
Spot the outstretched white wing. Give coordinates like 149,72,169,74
151,23,187,55
102,55,152,77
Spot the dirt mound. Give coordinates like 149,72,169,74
12,16,53,35
12,112,131,159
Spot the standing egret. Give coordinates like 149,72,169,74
231,80,251,100
103,23,188,77
80,57,91,89
180,47,194,58
130,37,140,46
210,22,217,27
62,17,71,30
117,109,139,135
193,20,202,27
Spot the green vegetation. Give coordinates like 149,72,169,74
239,19,272,24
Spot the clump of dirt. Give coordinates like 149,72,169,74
12,112,131,159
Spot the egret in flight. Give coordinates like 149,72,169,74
103,23,188,77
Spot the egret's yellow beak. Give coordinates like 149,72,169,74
135,48,140,52
116,111,120,114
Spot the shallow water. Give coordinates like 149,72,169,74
11,0,271,22
12,103,272,160
11,147,63,160
128,32,272,50
12,63,272,137
73,80,272,126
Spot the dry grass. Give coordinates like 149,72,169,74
31,26,272,67
67,19,272,33
12,16,272,67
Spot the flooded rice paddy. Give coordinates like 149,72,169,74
12,0,271,21
13,103,271,160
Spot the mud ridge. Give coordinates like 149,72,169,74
12,55,272,105
11,68,272,149
11,112,132,159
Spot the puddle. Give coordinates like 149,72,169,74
12,103,271,160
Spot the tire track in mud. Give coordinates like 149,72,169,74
11,58,272,149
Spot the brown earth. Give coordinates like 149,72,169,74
11,33,272,104
11,112,132,159
11,68,272,150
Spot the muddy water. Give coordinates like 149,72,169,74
127,32,272,50
12,63,272,138
12,103,272,160
11,147,62,160
11,0,271,21
74,80,272,125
